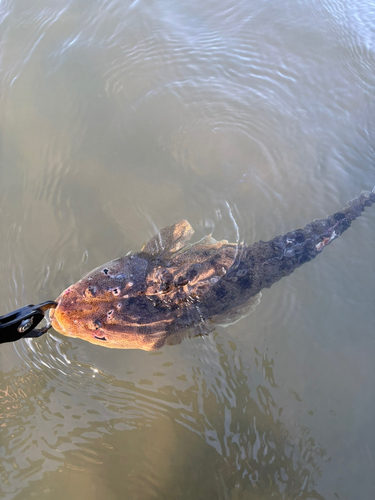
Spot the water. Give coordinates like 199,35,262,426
0,0,374,498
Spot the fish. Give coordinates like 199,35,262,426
50,189,375,351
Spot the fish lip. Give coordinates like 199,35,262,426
49,306,55,320
48,297,61,319
49,299,65,334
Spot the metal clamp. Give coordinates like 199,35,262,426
0,301,57,345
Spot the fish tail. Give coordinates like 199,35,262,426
297,187,375,255
242,188,375,293
200,189,375,319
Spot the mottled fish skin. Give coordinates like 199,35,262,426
50,190,375,350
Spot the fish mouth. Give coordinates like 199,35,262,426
49,298,66,335
49,304,56,321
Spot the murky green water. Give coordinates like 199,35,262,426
1,0,374,498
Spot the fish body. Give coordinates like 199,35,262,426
50,190,375,350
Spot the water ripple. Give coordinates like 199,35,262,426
0,0,374,497
2,333,327,497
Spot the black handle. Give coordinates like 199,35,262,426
0,301,57,344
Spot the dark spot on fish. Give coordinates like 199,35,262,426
272,238,284,252
186,267,198,280
238,274,252,289
94,335,107,341
298,247,310,264
339,219,350,231
215,287,228,300
111,288,120,296
333,212,345,221
102,268,109,275
94,319,102,329
86,286,97,297
107,310,114,318
175,276,189,287
294,230,305,243
209,255,221,265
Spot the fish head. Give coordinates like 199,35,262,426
49,255,166,350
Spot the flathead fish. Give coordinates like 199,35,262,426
50,190,375,350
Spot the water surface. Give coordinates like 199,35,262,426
0,0,374,499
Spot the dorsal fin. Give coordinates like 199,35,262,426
141,220,194,256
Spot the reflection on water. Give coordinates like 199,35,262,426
2,334,325,499
0,0,375,498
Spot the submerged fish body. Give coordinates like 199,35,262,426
50,190,375,350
